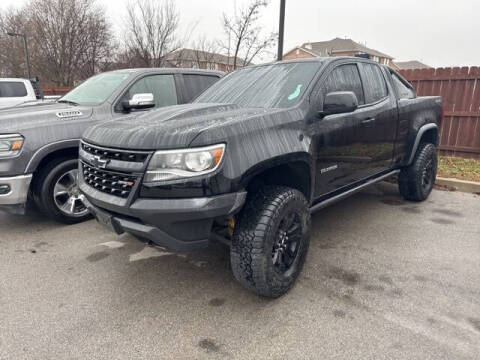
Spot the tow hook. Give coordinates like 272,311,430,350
228,217,235,238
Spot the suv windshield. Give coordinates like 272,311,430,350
194,61,322,108
59,72,130,106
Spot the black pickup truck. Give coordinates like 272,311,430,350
0,68,222,222
79,58,442,297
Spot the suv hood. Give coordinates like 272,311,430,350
0,101,93,133
82,103,273,150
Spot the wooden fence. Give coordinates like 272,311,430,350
42,87,72,96
399,67,480,159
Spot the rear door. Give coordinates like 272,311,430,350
177,73,221,103
355,62,398,177
387,70,417,164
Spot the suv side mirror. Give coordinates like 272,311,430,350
318,91,358,118
122,93,155,111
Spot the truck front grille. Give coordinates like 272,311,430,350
81,142,148,163
81,162,137,198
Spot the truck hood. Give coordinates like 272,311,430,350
82,103,273,150
0,101,93,133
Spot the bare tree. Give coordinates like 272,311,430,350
221,0,276,70
111,48,145,69
77,10,115,78
0,7,31,78
125,0,180,67
25,0,114,86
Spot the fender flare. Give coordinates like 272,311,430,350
407,123,438,165
25,139,81,173
239,152,314,202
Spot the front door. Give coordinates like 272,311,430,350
113,74,179,115
311,62,370,197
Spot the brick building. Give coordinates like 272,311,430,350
283,37,396,68
164,48,248,72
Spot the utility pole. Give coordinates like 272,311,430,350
7,32,31,79
277,0,286,61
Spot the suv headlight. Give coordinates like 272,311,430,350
144,144,226,183
0,134,24,158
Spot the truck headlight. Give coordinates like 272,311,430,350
0,134,24,158
144,144,225,183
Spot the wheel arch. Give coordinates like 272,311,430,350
239,152,314,203
28,141,80,194
26,139,80,173
407,123,438,165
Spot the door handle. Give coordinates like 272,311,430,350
361,117,375,127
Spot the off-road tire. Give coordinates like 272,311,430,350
32,158,91,224
230,186,311,298
398,142,438,201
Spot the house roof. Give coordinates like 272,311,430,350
165,48,248,66
394,60,431,70
294,38,394,60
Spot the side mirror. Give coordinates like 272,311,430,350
318,91,358,118
122,93,155,111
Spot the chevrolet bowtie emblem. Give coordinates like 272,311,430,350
90,154,110,169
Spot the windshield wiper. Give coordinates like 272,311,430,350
57,99,79,106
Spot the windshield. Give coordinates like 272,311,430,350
194,61,321,108
59,72,130,106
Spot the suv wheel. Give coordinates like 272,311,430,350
33,158,91,224
399,142,438,201
230,186,311,298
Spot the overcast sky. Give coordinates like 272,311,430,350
1,0,478,67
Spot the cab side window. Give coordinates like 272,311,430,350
361,63,388,104
323,64,365,105
0,82,28,97
391,72,416,99
117,74,178,111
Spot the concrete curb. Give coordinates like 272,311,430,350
436,177,480,193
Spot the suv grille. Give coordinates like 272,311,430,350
82,162,137,198
81,142,148,163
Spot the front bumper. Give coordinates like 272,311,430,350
79,178,246,252
0,174,32,214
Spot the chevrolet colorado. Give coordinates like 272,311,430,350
0,68,222,222
79,58,442,297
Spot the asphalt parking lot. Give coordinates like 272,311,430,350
1,182,479,360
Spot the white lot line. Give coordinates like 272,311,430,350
97,240,206,267
98,241,125,249
127,244,209,268
128,245,187,262
129,246,171,262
